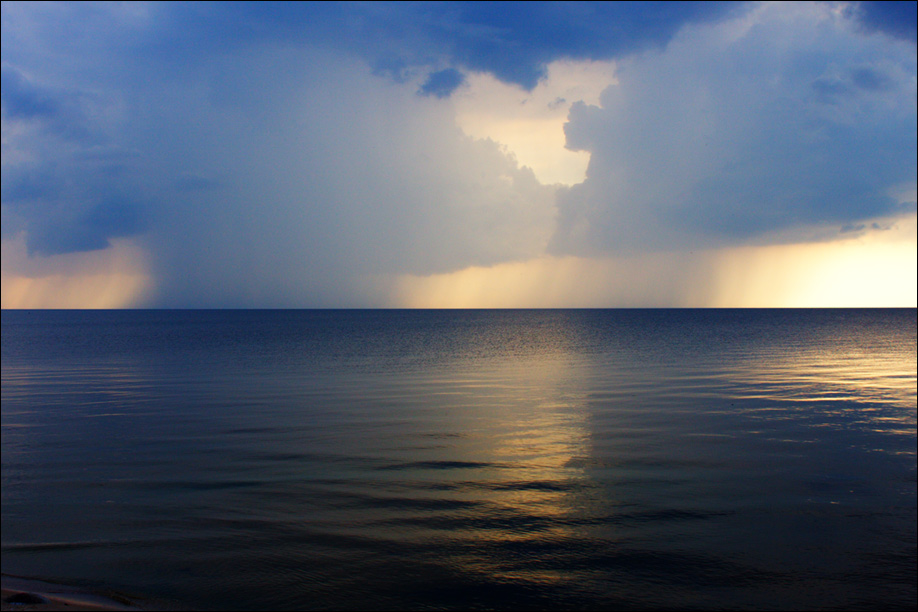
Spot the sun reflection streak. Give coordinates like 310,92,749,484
421,340,595,585
731,324,917,418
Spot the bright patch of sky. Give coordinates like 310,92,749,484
454,60,617,186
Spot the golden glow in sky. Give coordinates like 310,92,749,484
707,214,918,308
1,236,153,309
392,213,918,309
453,60,617,186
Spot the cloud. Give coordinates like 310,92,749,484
2,2,741,90
1,92,148,255
0,64,100,142
382,1,739,89
1,101,149,256
2,2,915,308
1,65,60,120
850,0,918,43
1,2,574,305
419,68,466,98
550,2,917,256
452,60,618,186
112,47,555,306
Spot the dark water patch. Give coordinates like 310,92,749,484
488,480,580,492
2,541,128,553
376,460,499,471
332,492,483,512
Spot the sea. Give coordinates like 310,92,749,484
1,309,915,610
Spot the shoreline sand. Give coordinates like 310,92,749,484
1,575,174,612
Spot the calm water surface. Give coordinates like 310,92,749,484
2,309,915,610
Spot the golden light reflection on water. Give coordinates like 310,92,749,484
723,320,917,438
419,348,595,585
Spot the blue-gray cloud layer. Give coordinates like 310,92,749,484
552,3,917,255
1,61,149,255
3,1,739,259
852,0,918,42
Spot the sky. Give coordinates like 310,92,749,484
2,1,916,308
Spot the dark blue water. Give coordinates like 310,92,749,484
2,309,915,610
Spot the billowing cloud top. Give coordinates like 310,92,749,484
553,2,917,254
2,1,916,307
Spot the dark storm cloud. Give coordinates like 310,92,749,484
0,65,95,141
1,66,59,120
419,68,466,98
21,197,146,255
2,160,149,256
1,61,147,255
851,0,918,42
341,1,740,89
30,2,738,90
409,1,739,88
